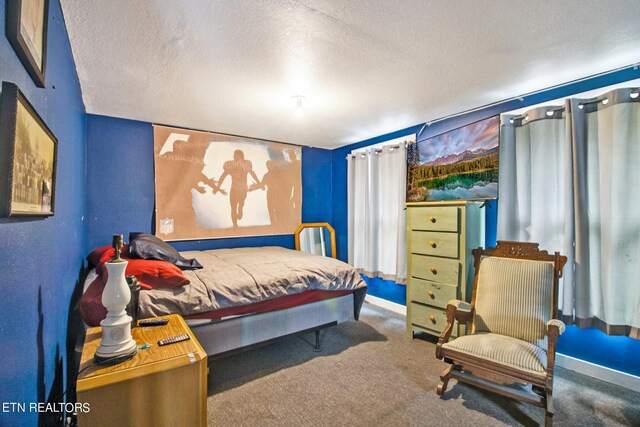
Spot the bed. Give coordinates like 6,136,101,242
80,245,367,357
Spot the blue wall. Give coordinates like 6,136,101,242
0,1,87,425
85,114,333,252
333,66,640,377
1,6,637,421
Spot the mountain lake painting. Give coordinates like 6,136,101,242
407,116,499,202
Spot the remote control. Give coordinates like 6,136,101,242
158,334,190,346
138,318,170,326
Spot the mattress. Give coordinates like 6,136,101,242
81,246,367,325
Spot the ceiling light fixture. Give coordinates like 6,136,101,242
292,95,305,117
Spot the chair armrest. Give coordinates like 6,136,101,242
546,319,565,335
435,300,475,359
545,319,565,375
449,299,472,312
449,299,472,310
448,299,474,324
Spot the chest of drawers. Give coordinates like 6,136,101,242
406,202,483,338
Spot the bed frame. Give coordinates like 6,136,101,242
82,270,358,358
186,294,355,357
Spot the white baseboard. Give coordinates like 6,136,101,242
556,353,640,392
365,295,407,316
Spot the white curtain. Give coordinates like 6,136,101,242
498,105,575,319
498,87,640,338
571,90,640,338
348,144,407,283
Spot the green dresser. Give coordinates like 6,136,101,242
406,202,483,338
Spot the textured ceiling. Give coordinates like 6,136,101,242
60,0,640,148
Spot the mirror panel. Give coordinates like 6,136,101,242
299,227,330,257
294,222,336,258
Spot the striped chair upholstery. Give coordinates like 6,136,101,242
472,256,554,349
441,333,547,373
441,256,554,374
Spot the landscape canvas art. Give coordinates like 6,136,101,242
153,125,302,240
407,116,499,202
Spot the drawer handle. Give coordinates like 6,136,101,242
430,267,437,275
429,216,436,223
427,291,434,298
429,241,437,248
429,315,436,323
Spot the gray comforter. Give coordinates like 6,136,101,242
138,246,367,319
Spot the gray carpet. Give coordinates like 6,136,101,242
206,303,640,426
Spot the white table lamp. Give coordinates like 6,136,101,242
95,234,137,364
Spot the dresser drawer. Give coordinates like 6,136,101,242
411,255,460,284
409,206,459,232
410,231,459,258
410,303,450,335
408,277,457,307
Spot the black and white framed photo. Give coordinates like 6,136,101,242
5,0,50,88
0,82,57,217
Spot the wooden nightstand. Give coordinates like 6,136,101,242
76,314,207,427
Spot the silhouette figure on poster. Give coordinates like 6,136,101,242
259,160,287,227
287,150,302,221
216,150,260,227
258,149,301,229
155,140,224,235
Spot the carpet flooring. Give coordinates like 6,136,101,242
206,303,640,426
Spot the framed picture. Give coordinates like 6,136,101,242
5,0,50,87
0,82,57,217
407,115,499,202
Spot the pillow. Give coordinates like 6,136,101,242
95,258,190,290
79,259,190,326
86,244,129,267
128,232,202,270
78,274,108,327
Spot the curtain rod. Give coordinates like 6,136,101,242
510,105,565,123
509,86,640,123
346,144,403,160
576,86,639,108
417,64,640,138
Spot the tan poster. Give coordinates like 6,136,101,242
153,125,302,240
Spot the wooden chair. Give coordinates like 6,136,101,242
435,241,567,426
